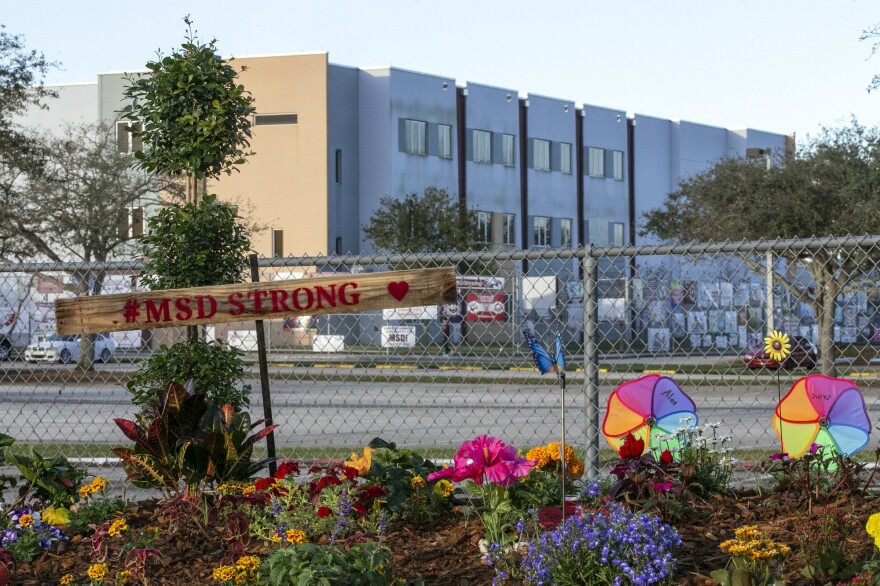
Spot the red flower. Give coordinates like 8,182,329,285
359,485,387,500
341,466,358,481
352,502,367,516
274,460,300,479
253,477,277,492
314,475,342,492
659,449,673,466
308,465,322,474
618,433,645,459
536,503,579,530
316,506,333,518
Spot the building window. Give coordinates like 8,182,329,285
272,229,284,258
533,216,551,247
473,130,492,163
335,149,342,183
502,213,516,245
560,218,572,247
131,208,144,237
475,211,492,242
534,139,550,171
335,237,343,255
117,207,145,238
587,147,605,178
116,121,142,154
502,134,515,167
612,150,624,180
439,124,453,159
611,222,625,246
254,113,298,125
560,143,572,174
405,119,427,155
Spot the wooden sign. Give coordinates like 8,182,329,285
55,266,457,335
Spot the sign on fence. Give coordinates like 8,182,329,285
381,325,417,348
55,267,457,335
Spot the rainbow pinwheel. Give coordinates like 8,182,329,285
773,374,871,458
602,375,698,454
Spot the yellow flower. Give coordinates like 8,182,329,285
108,518,128,537
118,570,132,583
345,447,373,476
236,555,260,570
433,479,454,498
568,459,585,477
80,485,91,499
18,513,34,528
60,575,74,585
526,446,551,469
410,476,426,489
213,565,237,581
87,562,108,581
270,533,282,543
241,485,255,495
285,528,306,544
764,330,791,362
234,569,248,585
867,512,880,547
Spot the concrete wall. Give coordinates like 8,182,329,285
327,64,360,255
17,83,98,132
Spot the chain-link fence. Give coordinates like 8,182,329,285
1,235,879,483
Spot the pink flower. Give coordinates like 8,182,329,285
427,435,534,487
809,443,820,454
769,452,790,461
650,482,674,492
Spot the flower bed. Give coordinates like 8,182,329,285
2,428,880,585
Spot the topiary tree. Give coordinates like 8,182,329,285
121,16,255,204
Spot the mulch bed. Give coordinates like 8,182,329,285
5,491,879,585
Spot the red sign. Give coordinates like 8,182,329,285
465,292,506,322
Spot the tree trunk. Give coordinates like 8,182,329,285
185,173,200,205
75,269,106,372
810,258,838,377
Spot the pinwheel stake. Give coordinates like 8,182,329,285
523,329,567,513
764,330,791,451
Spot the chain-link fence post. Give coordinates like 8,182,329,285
582,246,600,479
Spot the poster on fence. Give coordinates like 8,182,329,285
381,325,416,348
647,327,671,352
383,305,439,321
465,292,506,321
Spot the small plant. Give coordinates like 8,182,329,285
427,435,534,546
361,438,450,522
212,554,261,585
712,525,790,586
259,541,394,586
658,420,734,496
795,507,861,582
68,492,129,535
1,508,67,563
4,449,86,510
766,443,867,511
508,469,563,513
126,340,251,410
521,504,680,585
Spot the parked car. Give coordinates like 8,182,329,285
24,333,116,364
743,336,817,369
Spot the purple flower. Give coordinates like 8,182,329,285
809,443,820,454
769,452,790,462
651,482,674,492
1,528,18,545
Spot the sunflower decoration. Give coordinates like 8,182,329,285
764,330,791,363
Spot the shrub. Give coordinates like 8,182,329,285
126,340,251,410
521,504,680,585
260,541,395,586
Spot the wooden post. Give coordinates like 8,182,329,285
249,253,277,476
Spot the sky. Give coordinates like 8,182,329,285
3,0,880,141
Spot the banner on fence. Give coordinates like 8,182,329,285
465,292,506,322
381,325,417,348
55,267,457,335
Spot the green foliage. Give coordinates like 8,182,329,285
67,495,129,535
664,423,733,496
140,195,251,291
766,444,868,506
508,469,563,512
126,340,251,410
3,526,44,563
113,381,275,493
5,449,86,508
260,542,396,586
121,16,255,180
362,186,493,273
0,432,16,494
365,437,443,515
0,25,56,171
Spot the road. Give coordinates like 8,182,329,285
4,373,877,456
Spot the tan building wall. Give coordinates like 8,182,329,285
209,53,330,257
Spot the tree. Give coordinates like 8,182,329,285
363,186,488,271
0,122,167,370
0,26,56,172
641,120,880,375
122,16,255,204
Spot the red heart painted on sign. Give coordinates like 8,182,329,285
388,281,409,301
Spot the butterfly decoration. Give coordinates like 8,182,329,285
523,329,566,378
